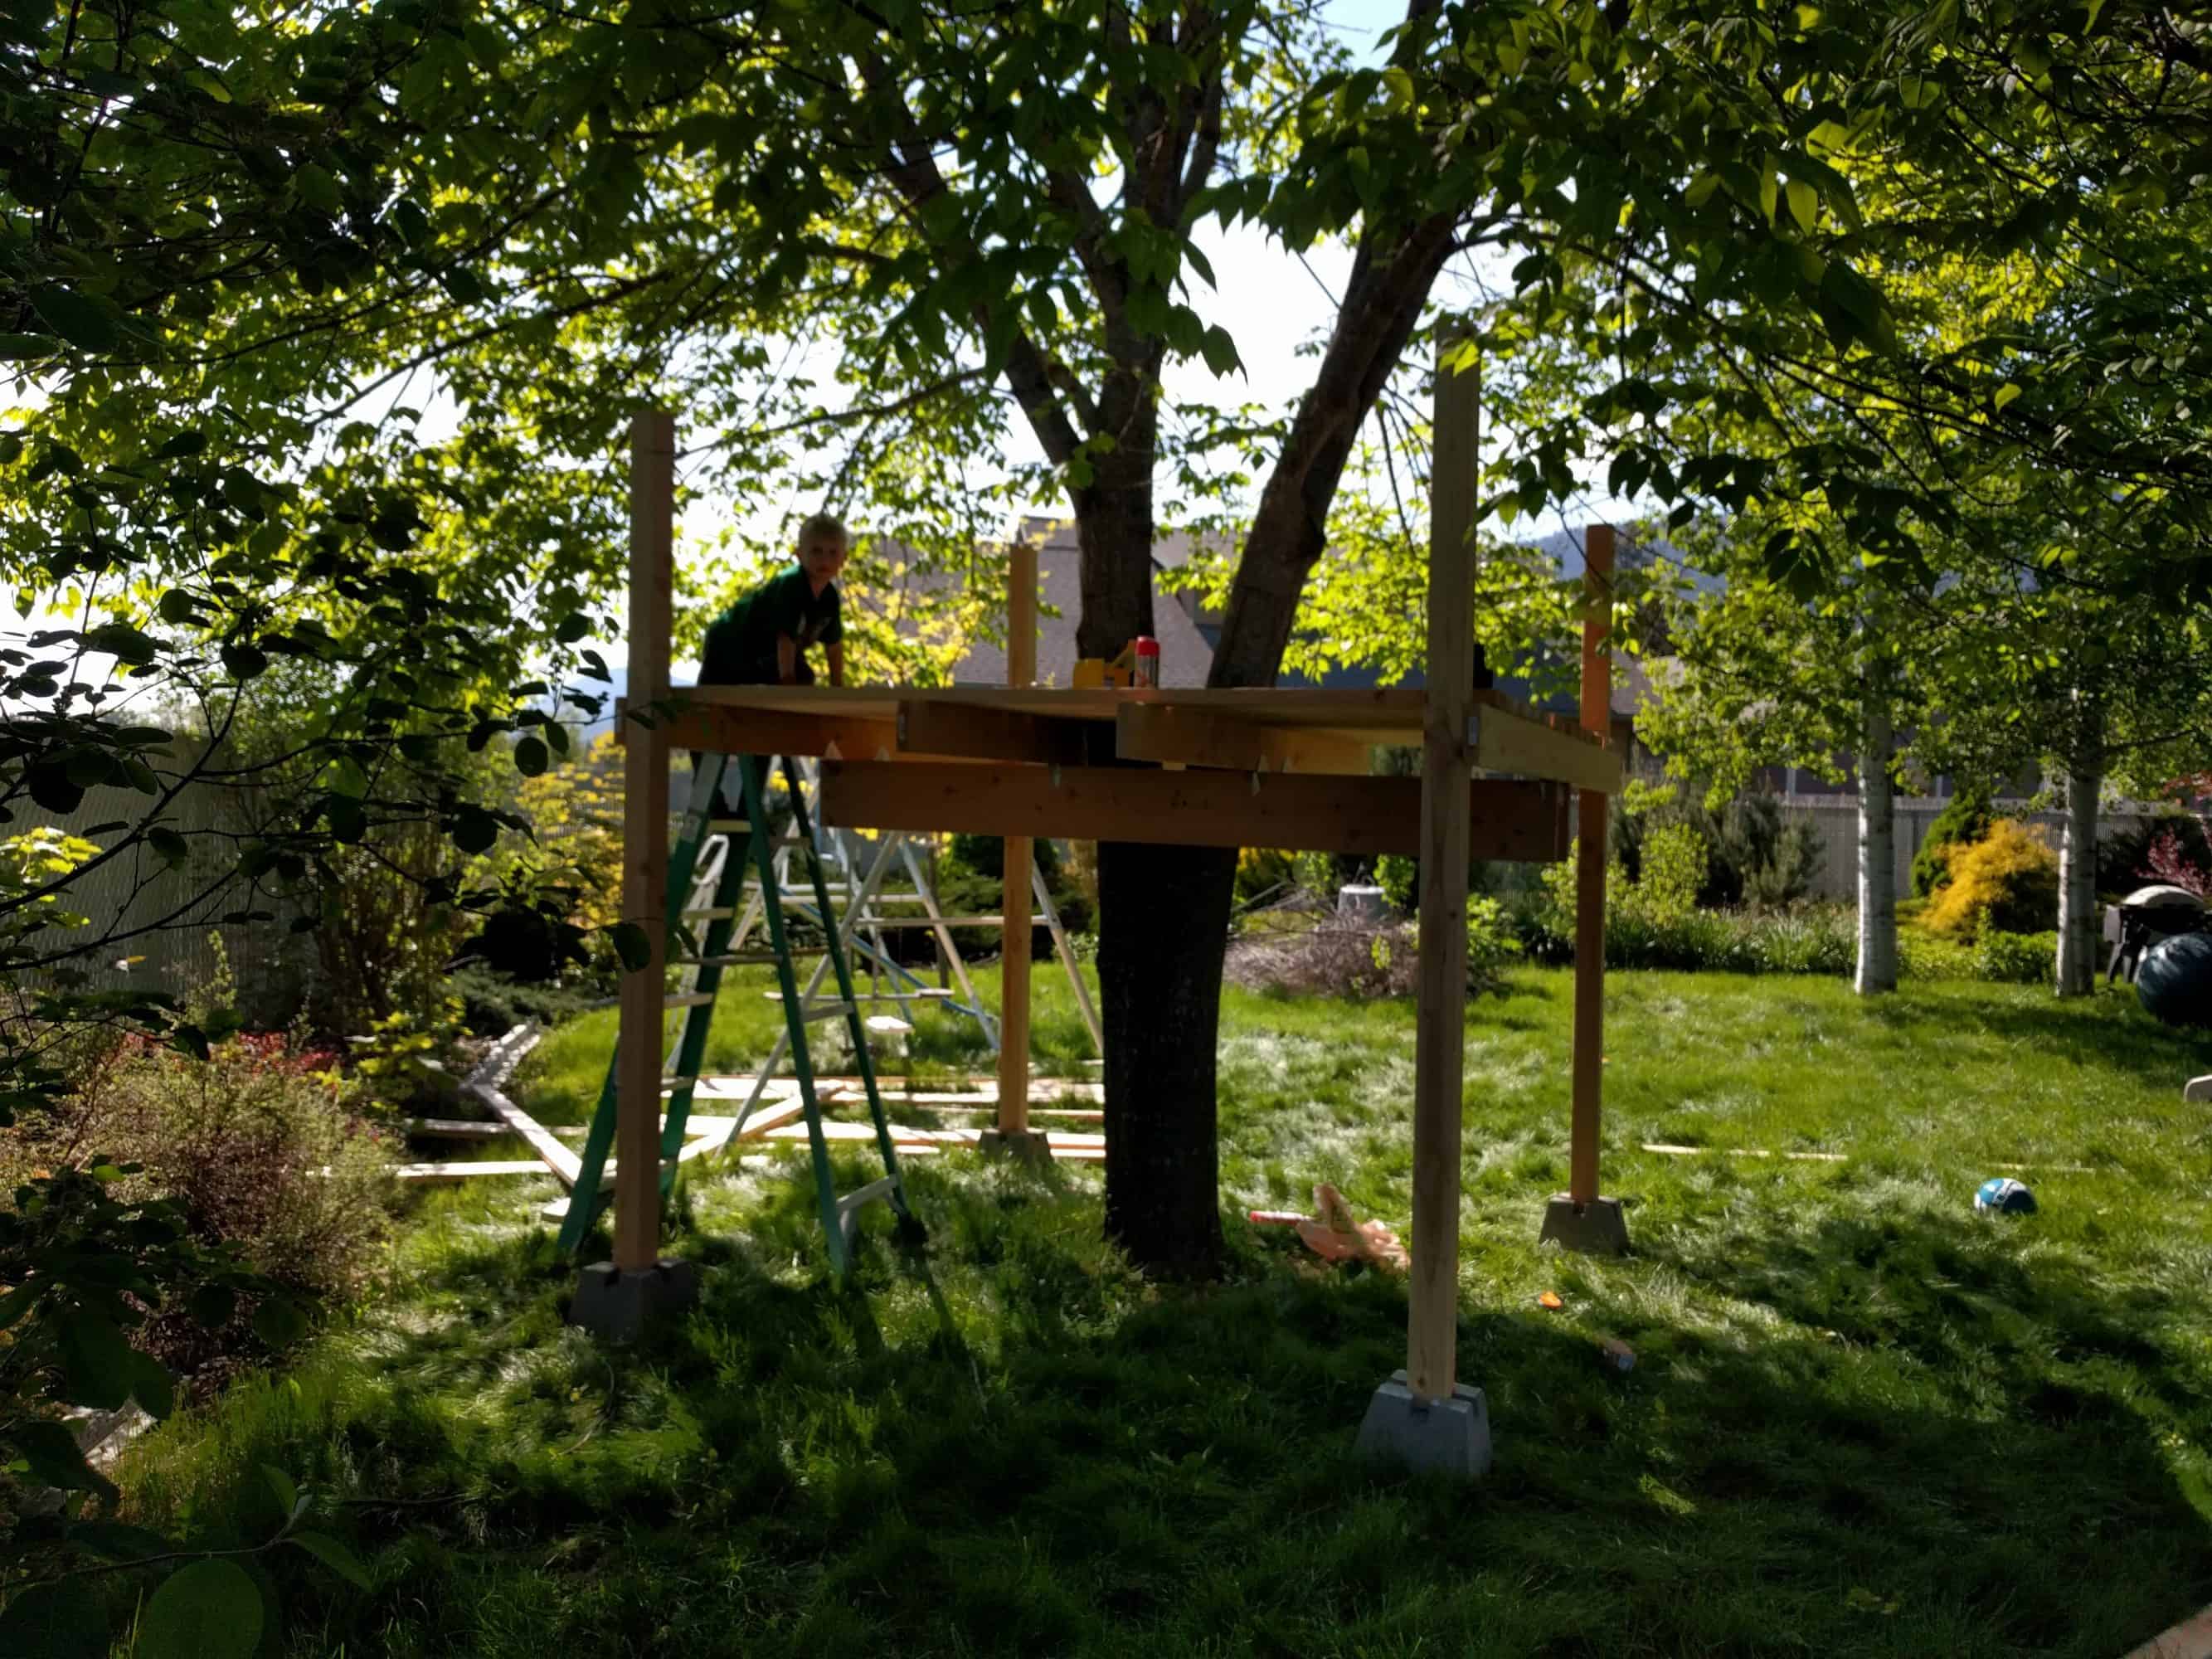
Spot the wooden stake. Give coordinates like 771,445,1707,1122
997,538,1037,1136
1407,338,1477,1404
615,410,674,1271
1569,523,1613,1207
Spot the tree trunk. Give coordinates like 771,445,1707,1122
2056,698,2104,998
1096,842,1236,1276
1855,696,1898,995
1076,438,1234,1276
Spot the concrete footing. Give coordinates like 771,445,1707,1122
1353,1370,1491,1479
2185,1074,2212,1104
569,1258,698,1343
1539,1194,1631,1255
976,1127,1054,1165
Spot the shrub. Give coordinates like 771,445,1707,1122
1635,823,1709,921
2142,825,2212,898
1223,897,1517,1000
1971,924,2057,985
1614,788,1821,909
2097,811,2212,898
1922,820,2060,937
1237,847,1298,906
50,1033,394,1384
1374,853,1417,914
1912,789,1996,898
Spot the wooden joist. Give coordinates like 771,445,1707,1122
1113,703,1378,776
1467,696,1621,793
897,696,1088,766
621,699,902,763
819,761,1572,860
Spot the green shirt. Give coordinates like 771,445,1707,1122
699,564,842,685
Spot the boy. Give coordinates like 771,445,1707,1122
699,513,849,688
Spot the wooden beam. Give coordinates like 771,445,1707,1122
1407,334,1477,1405
897,697,1086,766
615,409,674,1271
1000,539,1037,1139
819,761,1570,860
1570,523,1614,1207
1466,700,1621,793
1114,703,1378,775
639,700,901,762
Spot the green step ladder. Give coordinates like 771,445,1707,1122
554,751,921,1274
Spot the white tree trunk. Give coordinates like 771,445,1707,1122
2056,702,2104,998
1855,697,1898,995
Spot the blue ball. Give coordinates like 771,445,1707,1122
2137,932,2212,1029
1976,1177,2037,1216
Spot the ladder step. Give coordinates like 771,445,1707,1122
762,991,923,1007
705,818,752,834
864,1015,914,1038
665,993,716,1010
683,906,738,921
676,951,780,967
834,1175,900,1219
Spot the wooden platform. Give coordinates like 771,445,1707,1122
625,684,1605,859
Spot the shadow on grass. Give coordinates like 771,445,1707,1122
1858,982,2212,1088
198,1162,2212,1659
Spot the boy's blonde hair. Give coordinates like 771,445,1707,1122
796,513,849,552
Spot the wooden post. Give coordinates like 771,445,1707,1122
615,411,674,1271
996,539,1037,1136
1407,338,1477,1404
1568,523,1613,1207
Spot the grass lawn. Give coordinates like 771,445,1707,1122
119,967,2212,1657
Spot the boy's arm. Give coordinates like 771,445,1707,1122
825,640,845,688
776,635,799,684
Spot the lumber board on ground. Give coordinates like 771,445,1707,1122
406,1118,508,1140
819,761,1571,859
396,1160,549,1181
471,1079,582,1186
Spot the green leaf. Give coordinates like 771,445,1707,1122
263,1464,298,1518
1758,155,1779,225
0,333,60,361
27,765,85,815
56,1308,134,1410
451,807,499,855
1683,173,1721,209
1993,382,2022,411
137,1559,263,1659
156,430,209,459
221,643,270,680
85,622,158,666
169,1024,211,1062
148,829,190,867
0,1581,109,1659
0,1281,39,1328
6,1418,115,1499
126,1347,175,1419
1785,178,1818,233
513,736,549,777
30,285,121,353
288,1530,372,1590
325,795,367,844
188,1282,236,1329
295,163,343,215
609,920,651,972
250,1297,308,1350
554,611,590,644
